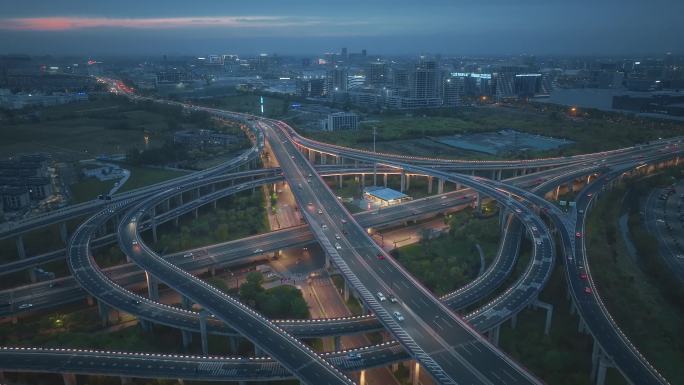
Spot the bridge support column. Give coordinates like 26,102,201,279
400,170,406,192
213,199,218,209
487,325,500,346
533,299,553,335
427,176,433,194
361,173,365,189
228,336,239,353
164,198,171,212
359,369,367,385
438,178,444,194
475,192,481,211
334,335,341,351
181,329,192,350
151,219,158,243
321,153,327,165
62,373,77,385
569,299,577,315
139,319,152,333
383,173,388,188
373,164,377,186
145,272,159,301
343,279,349,301
15,235,26,260
59,222,69,244
97,300,110,327
308,149,315,163
578,316,588,334
199,310,209,355
410,361,421,385
510,313,517,329
194,207,199,219
182,296,193,310
339,174,343,188
595,357,611,385
254,345,264,356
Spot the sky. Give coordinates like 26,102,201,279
0,0,682,56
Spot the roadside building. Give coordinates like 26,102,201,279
321,112,359,131
363,187,411,207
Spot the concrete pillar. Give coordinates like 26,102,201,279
361,173,365,189
213,199,218,209
405,173,411,190
492,169,497,180
427,176,433,194
596,357,610,385
139,319,152,333
578,316,587,334
146,272,159,301
438,178,445,194
359,369,367,385
194,208,199,219
534,300,553,335
59,222,69,244
164,198,171,212
343,279,349,301
510,313,517,329
339,174,343,188
228,336,239,353
475,192,481,211
308,149,315,163
255,345,263,356
400,170,406,192
151,220,158,243
199,310,209,355
15,235,26,259
334,335,341,351
181,329,193,349
488,325,500,346
410,361,421,385
497,169,503,181
182,296,193,310
383,173,388,187
569,299,577,315
321,153,327,165
362,303,370,316
373,164,377,186
62,373,77,385
97,300,110,327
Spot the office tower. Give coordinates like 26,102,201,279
410,57,440,99
366,61,387,88
325,67,348,94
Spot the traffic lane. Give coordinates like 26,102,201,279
120,214,353,385
270,123,536,385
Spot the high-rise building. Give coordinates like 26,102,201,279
443,77,465,106
410,58,440,99
341,47,348,61
366,61,387,88
325,67,348,95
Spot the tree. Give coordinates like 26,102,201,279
239,272,265,306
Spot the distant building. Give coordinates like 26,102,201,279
366,61,387,88
1,186,30,211
0,89,88,110
325,67,348,94
321,112,359,131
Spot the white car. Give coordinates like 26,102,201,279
321,224,328,230
317,209,323,214
254,249,263,254
18,303,33,309
531,226,537,232
183,253,193,258
393,311,405,321
335,234,341,240
377,292,387,302
335,243,342,250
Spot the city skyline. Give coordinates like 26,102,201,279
1,0,683,56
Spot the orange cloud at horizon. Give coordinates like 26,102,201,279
0,16,306,31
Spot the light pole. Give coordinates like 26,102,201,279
373,126,377,186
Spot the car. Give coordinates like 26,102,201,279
389,295,398,303
575,232,582,238
254,248,263,254
441,202,447,206
514,208,522,214
317,209,323,214
290,155,295,159
321,224,328,230
335,243,342,250
586,193,593,197
584,286,592,294
183,253,193,258
307,202,313,206
578,209,584,214
531,226,538,231
335,234,341,240
308,173,312,177
536,239,542,245
580,272,588,280
346,352,362,360
132,240,138,246
441,195,447,199
377,292,387,301
377,253,385,260
393,311,405,321
341,219,347,224
307,178,312,183
18,303,33,309
298,184,303,189
133,299,142,305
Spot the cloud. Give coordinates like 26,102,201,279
0,15,332,31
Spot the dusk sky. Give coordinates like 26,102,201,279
0,0,682,56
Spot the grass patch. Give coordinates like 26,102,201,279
117,165,188,193
393,209,500,296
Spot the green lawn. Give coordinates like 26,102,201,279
394,210,500,296
118,165,188,193
298,105,684,159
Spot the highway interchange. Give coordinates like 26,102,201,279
0,86,681,385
